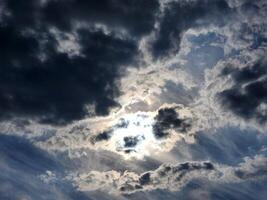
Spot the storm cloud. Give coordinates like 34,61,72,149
0,0,159,124
219,59,267,123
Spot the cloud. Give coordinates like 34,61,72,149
172,1,267,133
0,0,235,126
152,107,192,139
233,155,267,180
0,0,158,124
1,1,267,199
92,130,113,143
3,0,159,36
67,155,267,194
35,104,196,159
41,0,160,37
0,25,139,124
149,0,231,60
68,161,218,194
219,59,267,123
194,44,267,132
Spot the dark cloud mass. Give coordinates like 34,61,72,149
219,60,267,123
4,0,159,36
0,25,136,124
93,130,113,143
153,107,191,138
150,0,230,59
42,0,159,37
0,0,161,124
123,136,141,148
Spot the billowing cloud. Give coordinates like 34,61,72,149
68,161,218,194
67,155,267,194
233,155,267,180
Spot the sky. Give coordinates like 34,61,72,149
0,0,267,199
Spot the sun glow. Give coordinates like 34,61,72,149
109,112,160,159
88,104,195,160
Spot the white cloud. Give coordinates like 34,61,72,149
66,155,267,194
67,161,219,194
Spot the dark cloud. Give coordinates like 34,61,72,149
3,0,159,37
0,25,137,124
153,108,191,139
116,135,145,154
139,172,151,185
123,149,137,154
123,136,142,148
221,61,267,83
150,0,230,59
42,0,159,37
219,60,267,123
93,130,113,143
0,0,162,124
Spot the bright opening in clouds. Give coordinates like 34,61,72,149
111,112,156,159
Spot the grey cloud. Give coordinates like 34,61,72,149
233,155,267,180
69,161,217,194
219,59,267,123
69,155,267,194
92,130,113,143
0,23,138,124
0,0,160,125
123,136,142,148
153,107,192,139
150,0,231,60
